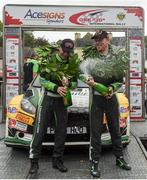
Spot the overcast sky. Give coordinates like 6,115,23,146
0,0,147,42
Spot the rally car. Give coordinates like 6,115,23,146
4,75,130,148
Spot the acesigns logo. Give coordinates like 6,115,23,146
24,9,65,19
69,9,106,25
24,9,65,24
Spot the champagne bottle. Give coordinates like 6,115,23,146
93,82,109,96
62,76,72,107
63,88,72,107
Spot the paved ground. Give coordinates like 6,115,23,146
0,121,147,179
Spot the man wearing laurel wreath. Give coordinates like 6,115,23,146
28,39,80,175
80,30,131,178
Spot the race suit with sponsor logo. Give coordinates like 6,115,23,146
80,44,129,161
29,53,78,159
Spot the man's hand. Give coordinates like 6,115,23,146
86,77,95,87
104,86,113,99
57,86,67,97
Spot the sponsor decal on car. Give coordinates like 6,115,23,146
120,107,129,113
8,119,27,132
71,88,89,108
7,107,17,113
8,119,17,128
120,118,127,128
119,106,129,119
14,121,28,132
14,113,34,125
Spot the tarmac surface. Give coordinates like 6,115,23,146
0,121,147,179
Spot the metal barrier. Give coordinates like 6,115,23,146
0,80,4,123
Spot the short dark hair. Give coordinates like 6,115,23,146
61,39,74,53
91,30,108,41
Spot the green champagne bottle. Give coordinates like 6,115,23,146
63,88,72,107
62,76,73,107
94,82,109,96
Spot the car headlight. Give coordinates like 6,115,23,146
21,98,36,114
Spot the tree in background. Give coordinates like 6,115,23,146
83,32,93,40
23,32,36,47
75,32,93,47
34,37,49,47
24,31,49,47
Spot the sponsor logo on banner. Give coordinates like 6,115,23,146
131,106,141,110
69,9,106,25
117,12,126,21
24,9,65,24
15,113,34,125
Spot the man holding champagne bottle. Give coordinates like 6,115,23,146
80,30,131,178
28,39,79,176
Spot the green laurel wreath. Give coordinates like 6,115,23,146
35,45,80,81
82,45,129,79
